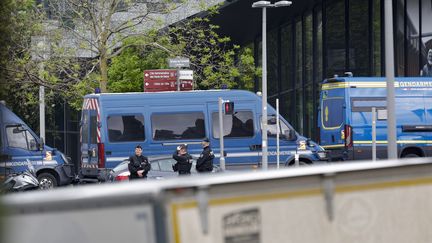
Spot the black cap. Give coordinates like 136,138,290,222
203,137,210,143
136,144,142,149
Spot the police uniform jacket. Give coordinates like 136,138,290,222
172,152,192,175
196,146,214,172
128,155,151,179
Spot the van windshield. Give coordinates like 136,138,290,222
322,97,344,129
5,126,38,151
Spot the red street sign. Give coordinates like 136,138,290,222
144,69,193,92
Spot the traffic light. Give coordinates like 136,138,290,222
224,102,234,115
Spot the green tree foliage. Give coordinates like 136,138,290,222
108,6,259,92
108,35,171,92
0,0,52,130
2,1,258,122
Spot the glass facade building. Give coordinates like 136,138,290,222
241,0,432,140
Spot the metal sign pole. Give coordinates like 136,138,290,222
276,98,280,169
261,7,268,170
372,107,377,161
218,98,226,171
384,0,397,159
176,68,180,91
39,62,45,141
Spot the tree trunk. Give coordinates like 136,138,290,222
99,54,108,93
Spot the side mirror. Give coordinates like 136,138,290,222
284,130,297,141
12,126,26,134
29,139,37,150
39,137,45,151
268,117,277,125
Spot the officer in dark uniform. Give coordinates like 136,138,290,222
420,49,432,77
172,144,192,175
196,138,214,173
128,145,151,180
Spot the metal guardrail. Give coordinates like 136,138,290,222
3,157,432,212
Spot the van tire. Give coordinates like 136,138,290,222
286,159,312,167
38,173,58,190
402,153,420,158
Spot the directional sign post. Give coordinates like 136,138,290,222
168,57,190,68
168,57,190,91
143,69,193,92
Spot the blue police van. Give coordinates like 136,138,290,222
80,90,327,179
318,77,432,160
0,102,74,189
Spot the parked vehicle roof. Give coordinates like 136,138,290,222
83,89,260,103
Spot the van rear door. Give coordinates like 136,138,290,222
80,98,100,176
320,90,346,149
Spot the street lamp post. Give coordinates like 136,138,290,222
252,1,292,170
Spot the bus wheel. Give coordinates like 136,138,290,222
38,173,58,190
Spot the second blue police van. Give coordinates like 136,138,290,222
0,102,75,188
80,90,327,179
318,77,432,160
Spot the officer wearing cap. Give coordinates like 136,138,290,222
196,138,214,173
172,144,192,175
128,145,151,180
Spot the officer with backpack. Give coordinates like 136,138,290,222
172,144,193,175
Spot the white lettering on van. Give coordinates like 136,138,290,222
398,81,432,88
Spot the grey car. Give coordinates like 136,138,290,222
108,156,220,182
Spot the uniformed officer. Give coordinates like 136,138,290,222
172,144,192,175
420,49,432,77
128,145,151,180
196,138,214,173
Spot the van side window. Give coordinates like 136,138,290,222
212,111,254,138
107,115,145,142
152,113,205,140
5,126,37,150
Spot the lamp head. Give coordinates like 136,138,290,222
274,1,292,7
252,1,271,8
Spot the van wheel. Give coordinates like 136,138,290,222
286,160,312,167
38,173,58,190
402,153,420,158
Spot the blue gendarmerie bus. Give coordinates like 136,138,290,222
79,90,327,180
318,77,432,161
